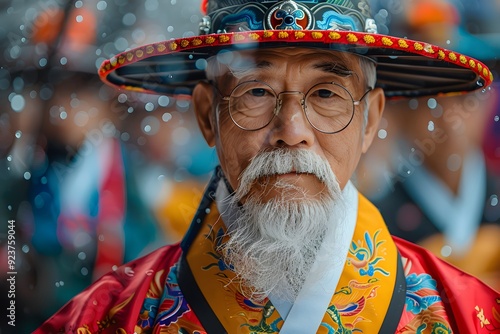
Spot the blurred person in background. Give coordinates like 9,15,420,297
121,94,217,243
363,0,500,290
0,0,205,331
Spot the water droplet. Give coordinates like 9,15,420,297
141,116,160,135
120,132,130,141
427,121,435,131
70,97,80,108
158,96,170,107
22,245,30,253
447,154,462,172
427,98,437,109
441,245,452,257
10,45,21,59
196,58,207,70
377,129,387,139
15,131,22,139
7,155,12,162
24,172,31,180
145,102,155,112
11,94,25,112
122,13,136,26
145,0,159,11
96,0,107,10
78,252,87,260
490,195,498,207
60,111,67,120
162,112,173,122
76,15,83,23
114,37,129,51
494,115,499,122
60,57,68,65
408,99,418,110
81,267,89,276
74,111,89,127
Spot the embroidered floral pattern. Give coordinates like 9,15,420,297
136,264,193,332
240,301,282,333
202,224,233,272
397,257,452,333
347,230,389,277
405,273,442,314
321,279,380,332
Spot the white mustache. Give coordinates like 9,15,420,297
236,148,340,199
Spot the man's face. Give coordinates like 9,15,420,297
194,48,384,202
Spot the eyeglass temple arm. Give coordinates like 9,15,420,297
354,87,373,105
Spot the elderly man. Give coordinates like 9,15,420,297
36,0,499,333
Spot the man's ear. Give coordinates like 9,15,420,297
192,81,216,147
361,87,385,153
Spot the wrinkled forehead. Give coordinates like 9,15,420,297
206,47,364,82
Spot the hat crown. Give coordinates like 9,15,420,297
200,0,377,34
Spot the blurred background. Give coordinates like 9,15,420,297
0,0,217,332
0,0,499,332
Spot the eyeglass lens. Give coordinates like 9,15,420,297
228,81,355,133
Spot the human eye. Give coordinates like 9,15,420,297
315,89,337,99
307,83,351,117
249,88,268,97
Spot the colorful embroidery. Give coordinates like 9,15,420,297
155,264,190,326
405,273,442,314
397,257,452,333
475,304,500,332
240,301,282,333
202,224,233,272
322,279,381,332
136,264,192,331
347,230,390,277
200,223,284,332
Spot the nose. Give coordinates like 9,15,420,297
268,92,315,148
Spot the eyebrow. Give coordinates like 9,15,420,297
313,62,354,77
228,60,272,79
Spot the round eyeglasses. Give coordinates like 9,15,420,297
214,80,372,134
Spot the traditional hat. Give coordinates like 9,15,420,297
99,0,493,98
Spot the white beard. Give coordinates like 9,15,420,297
220,148,343,302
